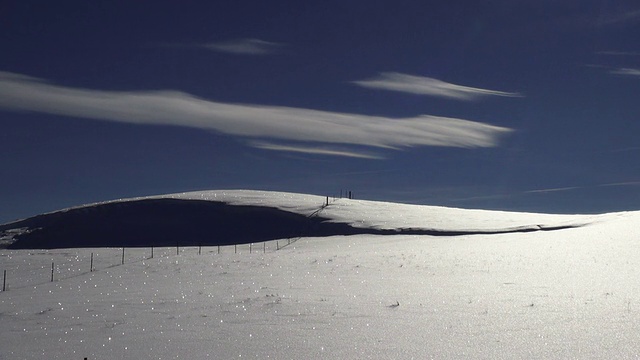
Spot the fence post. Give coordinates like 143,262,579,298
250,243,252,254
151,247,154,259
122,248,125,265
51,262,54,282
199,246,202,255
2,270,6,291
263,242,266,254
235,244,237,254
90,253,94,272
217,245,220,254
277,241,279,250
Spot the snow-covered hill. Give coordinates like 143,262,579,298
1,190,640,359
0,190,611,249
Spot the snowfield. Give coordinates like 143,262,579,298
1,190,640,359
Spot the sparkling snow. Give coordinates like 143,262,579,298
1,191,640,359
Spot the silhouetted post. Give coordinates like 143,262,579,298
2,270,6,291
176,244,179,255
51,262,54,282
250,243,252,254
217,245,220,254
277,241,279,250
90,253,94,272
199,246,202,255
235,244,237,254
326,196,329,206
151,247,154,259
263,242,266,254
122,248,125,265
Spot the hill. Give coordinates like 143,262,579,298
0,190,605,249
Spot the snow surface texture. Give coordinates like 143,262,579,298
1,190,639,358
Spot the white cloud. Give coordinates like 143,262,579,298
202,38,283,55
250,141,384,159
0,71,513,154
610,67,640,77
352,72,523,101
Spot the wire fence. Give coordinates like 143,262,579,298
0,239,294,292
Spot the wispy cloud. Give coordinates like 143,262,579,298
201,38,283,55
586,64,640,78
0,71,513,156
453,181,640,203
250,141,385,159
524,187,581,194
610,67,640,77
352,72,523,101
598,181,640,187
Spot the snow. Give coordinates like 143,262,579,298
1,190,640,359
159,189,605,231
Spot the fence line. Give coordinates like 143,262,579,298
0,239,292,292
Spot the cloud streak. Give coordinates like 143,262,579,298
352,72,523,101
610,67,640,77
202,38,283,55
0,71,513,155
251,141,385,159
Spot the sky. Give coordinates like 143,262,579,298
1,0,640,223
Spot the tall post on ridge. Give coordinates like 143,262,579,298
122,248,125,265
51,262,54,282
90,253,93,272
2,270,6,291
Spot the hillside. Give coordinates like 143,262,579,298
0,190,607,249
2,190,640,359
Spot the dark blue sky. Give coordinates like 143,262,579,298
2,0,640,223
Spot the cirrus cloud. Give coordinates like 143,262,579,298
352,72,523,101
610,67,640,77
250,141,385,159
202,38,284,55
0,71,513,157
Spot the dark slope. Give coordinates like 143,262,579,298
1,199,354,249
